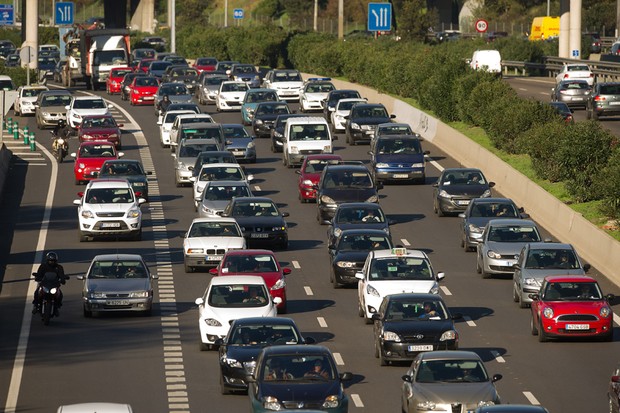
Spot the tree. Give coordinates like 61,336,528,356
397,0,438,40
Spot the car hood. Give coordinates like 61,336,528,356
334,250,371,263
80,127,121,136
351,117,391,125
185,236,245,250
371,280,437,295
305,92,330,101
86,203,135,213
77,157,118,166
411,382,497,405
235,216,286,227
20,96,39,104
484,241,529,256
300,173,321,184
272,81,303,89
255,114,280,122
177,156,198,166
520,268,586,280
467,217,504,228
202,200,230,212
375,153,424,163
322,188,378,203
544,300,609,314
383,319,455,335
72,108,110,117
169,95,193,103
335,222,387,232
85,278,150,292
220,92,246,99
133,86,158,93
441,184,489,197
224,345,265,363
205,304,275,321
40,104,68,112
227,137,253,149
258,380,341,401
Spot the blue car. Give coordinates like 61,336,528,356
369,134,429,184
38,56,57,79
241,88,279,126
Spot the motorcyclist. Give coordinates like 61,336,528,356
159,94,171,114
32,252,67,316
52,119,71,151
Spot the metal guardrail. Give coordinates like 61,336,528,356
503,56,620,81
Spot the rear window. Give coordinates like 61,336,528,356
599,85,620,95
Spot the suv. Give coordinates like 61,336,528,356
73,179,146,242
283,116,333,168
345,103,395,145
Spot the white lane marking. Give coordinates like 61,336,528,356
440,286,452,296
317,317,328,327
519,88,527,91
292,260,300,269
614,312,620,326
523,391,540,405
254,185,261,191
426,154,444,172
351,394,364,407
304,286,314,296
490,350,505,363
333,352,344,365
463,316,477,327
400,239,411,246
539,92,548,96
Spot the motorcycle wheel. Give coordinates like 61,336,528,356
56,150,63,163
43,301,52,325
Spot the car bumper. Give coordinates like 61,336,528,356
198,321,229,345
557,96,587,107
540,318,613,338
379,340,457,361
184,253,223,268
349,129,375,143
218,100,242,111
482,257,517,275
253,124,273,137
176,169,193,184
79,219,142,236
220,365,250,391
298,184,317,201
229,148,256,162
333,265,362,285
592,104,620,117
374,168,425,181
302,100,324,111
83,296,153,312
243,232,288,248
38,113,67,127
19,105,36,114
437,197,471,213
275,90,301,101
108,84,122,94
131,95,156,105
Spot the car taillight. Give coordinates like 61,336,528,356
559,89,568,94
589,73,594,78
594,95,606,101
564,74,569,79
566,115,573,123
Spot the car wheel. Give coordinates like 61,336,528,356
481,263,491,279
476,259,482,274
592,110,599,121
278,303,287,314
519,294,529,309
358,300,364,317
184,262,193,273
83,306,92,318
220,374,231,395
513,285,520,303
530,317,538,335
78,232,88,242
374,339,379,358
538,321,548,342
601,331,613,342
331,270,341,289
378,342,388,366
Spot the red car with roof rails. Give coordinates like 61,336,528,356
106,67,133,95
71,141,124,185
137,58,155,74
295,154,342,203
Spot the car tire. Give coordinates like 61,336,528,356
592,110,599,121
378,343,387,366
437,204,445,217
330,270,341,289
278,303,287,314
358,301,364,317
220,375,231,395
476,259,482,274
538,321,547,342
519,295,529,309
374,339,379,358
78,232,88,242
601,331,613,342
83,306,92,318
481,264,491,279
132,228,142,241
513,285,520,303
184,262,193,273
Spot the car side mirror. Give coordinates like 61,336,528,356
528,293,539,301
245,375,256,383
118,123,124,128
371,313,381,321
138,198,147,205
73,199,81,205
282,267,292,275
423,150,430,155
194,297,204,306
583,263,591,272
606,294,615,301
340,372,353,381
402,375,412,383
451,312,463,320
189,176,196,182
273,297,283,305
295,170,301,175
157,120,162,125
520,213,530,219
488,182,496,187
492,374,503,382
77,275,85,280
118,152,125,158
376,182,383,190
281,212,290,218
209,268,218,275
214,338,224,346
437,272,445,280
70,153,77,158
390,114,396,119
247,174,254,182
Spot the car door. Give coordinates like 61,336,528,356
357,253,372,307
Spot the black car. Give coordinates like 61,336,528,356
190,151,237,179
586,82,620,120
372,293,460,365
96,160,152,201
162,66,199,94
0,40,16,58
252,102,291,138
221,197,289,250
270,114,309,153
120,72,147,101
247,345,352,413
323,89,362,121
329,228,393,288
5,53,20,67
147,60,173,78
432,168,495,216
38,56,57,78
327,202,391,248
549,102,574,124
164,102,201,116
217,317,315,394
315,163,382,224
162,55,189,66
584,32,601,54
215,60,240,73
345,103,395,145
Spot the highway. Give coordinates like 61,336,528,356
0,75,617,413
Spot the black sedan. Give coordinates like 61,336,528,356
344,103,395,145
329,228,393,288
97,160,152,201
372,293,460,366
432,168,495,216
221,197,289,250
252,102,291,138
327,202,391,248
217,317,314,394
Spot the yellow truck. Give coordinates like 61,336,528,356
529,16,560,40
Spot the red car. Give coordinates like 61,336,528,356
129,76,159,106
530,275,615,342
106,67,133,95
193,57,218,73
71,141,124,185
137,58,155,74
209,249,291,313
296,154,342,203
77,115,124,148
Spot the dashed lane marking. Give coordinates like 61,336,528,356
304,286,313,296
351,394,364,408
463,316,477,327
292,261,300,269
440,286,452,296
523,391,540,405
254,185,261,191
317,317,328,328
490,350,505,363
400,239,410,246
613,312,620,326
333,352,344,365
426,155,443,172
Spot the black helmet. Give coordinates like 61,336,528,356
163,94,170,100
57,120,66,127
46,251,58,264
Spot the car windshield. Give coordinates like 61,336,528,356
81,117,115,128
207,284,270,308
179,143,219,157
329,91,360,103
379,125,413,135
274,72,302,82
336,207,385,224
524,249,580,269
560,82,589,90
487,225,541,242
442,171,486,185
353,106,388,118
88,260,147,279
196,58,217,65
188,221,241,237
323,171,373,189
22,88,46,97
232,201,279,217
41,94,72,107
221,254,278,273
204,184,251,201
164,112,187,123
135,77,159,87
94,50,126,65
306,83,335,93
151,62,172,71
542,281,602,301
385,298,447,320
339,234,391,251
304,159,341,174
229,324,300,346
469,203,518,218
416,360,488,383
73,99,107,109
199,166,243,182
376,139,422,155
370,257,433,281
567,65,590,71
223,125,249,139
222,83,248,92
180,128,222,140
338,100,364,111
290,124,329,141
100,162,144,176
255,104,289,116
167,103,199,113
205,77,227,86
160,84,189,95
234,65,256,74
262,355,336,381
79,144,115,158
112,69,133,77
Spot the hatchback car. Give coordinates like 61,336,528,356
551,80,592,108
97,159,151,201
35,90,73,129
106,67,133,95
173,138,222,187
252,102,292,139
323,89,362,120
299,78,336,112
222,123,257,163
296,154,343,203
197,180,253,218
609,363,620,413
228,63,261,88
193,56,218,73
129,76,159,106
77,115,123,148
586,82,620,120
369,135,429,184
196,74,229,105
191,163,253,210
345,103,395,145
14,85,49,117
216,81,249,111
372,122,415,142
71,141,124,185
120,72,147,101
190,151,238,180
77,254,156,317
158,110,194,147
327,202,390,247
331,98,367,132
261,69,304,101
182,217,246,272
549,102,574,124
66,96,112,129
154,82,193,115
433,168,495,216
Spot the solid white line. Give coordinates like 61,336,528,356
463,316,477,327
523,391,540,405
400,239,411,246
490,350,505,363
350,394,364,407
440,286,452,296
519,87,527,91
317,317,328,327
613,312,620,326
304,286,313,296
292,260,300,269
333,352,344,365
539,92,548,96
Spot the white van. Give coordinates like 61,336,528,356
470,50,502,76
283,116,333,168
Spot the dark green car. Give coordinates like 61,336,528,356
97,160,152,201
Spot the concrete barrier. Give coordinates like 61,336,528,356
318,75,620,287
0,142,13,201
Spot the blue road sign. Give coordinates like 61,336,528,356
233,8,244,19
572,49,580,58
0,5,14,26
55,2,74,26
368,2,391,32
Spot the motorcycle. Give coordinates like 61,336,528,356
51,130,69,163
32,272,67,325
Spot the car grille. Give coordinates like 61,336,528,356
93,221,129,230
557,314,598,321
451,404,462,413
263,120,275,127
225,99,241,105
489,265,515,272
206,248,226,255
300,149,323,155
96,212,125,218
401,334,438,342
282,401,323,409
105,293,130,298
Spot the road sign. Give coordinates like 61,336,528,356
55,2,74,26
233,9,244,19
19,46,35,64
475,19,488,33
368,2,391,32
2,91,18,116
572,49,580,58
0,4,14,26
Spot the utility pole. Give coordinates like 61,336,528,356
616,0,620,37
313,0,318,31
170,0,175,53
338,0,343,39
224,0,228,27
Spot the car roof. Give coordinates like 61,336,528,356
40,89,72,96
524,242,573,250
103,159,141,165
470,197,514,204
199,162,241,170
204,180,249,187
371,248,427,259
304,154,342,161
86,179,131,189
352,103,385,109
544,275,596,283
233,196,275,203
442,167,483,173
191,216,238,224
376,134,421,141
339,228,391,236
223,249,276,257
72,95,104,101
231,317,297,327
181,122,219,129
179,138,220,146
336,202,382,209
486,219,536,227
57,403,133,413
417,350,482,361
285,116,326,124
385,292,444,301
260,344,333,357
91,254,144,261
209,275,268,285
324,164,369,172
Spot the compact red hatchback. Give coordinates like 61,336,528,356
71,141,124,185
530,275,614,342
77,115,124,148
129,76,159,106
210,249,291,313
106,67,133,95
296,154,342,203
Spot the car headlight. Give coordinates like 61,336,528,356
524,278,541,287
254,119,263,125
417,401,436,410
290,146,299,154
600,306,611,318
486,250,501,259
320,195,336,204
42,111,50,116
247,141,255,149
178,162,188,171
128,291,149,298
430,282,439,294
438,189,451,198
222,356,243,368
366,284,380,297
440,330,457,341
478,401,496,407
301,179,313,187
271,278,286,290
272,226,286,232
186,248,204,254
204,318,222,327
376,163,389,168
127,209,140,218
108,133,119,138
333,228,342,238
263,396,281,411
78,163,86,169
468,223,482,233
88,291,106,298
81,210,95,218
382,330,401,342
336,261,355,268
411,163,424,168
322,395,340,409
543,307,554,319
366,195,379,203
323,145,331,152
481,189,492,197
274,131,283,138
202,206,216,215
350,122,360,129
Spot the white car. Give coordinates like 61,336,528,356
169,113,215,150
195,275,281,350
331,98,367,132
556,63,594,86
66,96,112,128
215,81,248,111
182,217,246,273
73,178,146,242
158,110,193,148
57,403,133,413
190,163,253,210
299,78,335,112
14,85,48,116
262,69,304,101
356,248,445,324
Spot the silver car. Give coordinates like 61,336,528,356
154,81,193,116
196,74,229,105
476,219,542,279
401,350,502,413
35,90,72,129
77,254,158,317
197,180,254,217
173,138,222,187
551,79,592,109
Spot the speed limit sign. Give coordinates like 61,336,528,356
475,19,488,33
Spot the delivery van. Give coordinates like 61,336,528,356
529,16,560,41
470,50,502,76
283,116,333,167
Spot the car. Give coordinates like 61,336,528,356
369,134,429,184
105,67,133,95
194,275,281,350
128,75,159,105
327,202,390,247
609,363,620,413
65,96,112,129
72,179,145,241
158,110,194,148
329,228,393,288
215,60,240,74
586,82,620,120
35,90,73,129
344,102,395,145
136,58,155,74
373,293,459,365
220,197,289,250
551,79,592,108
57,402,134,413
196,73,229,105
173,138,223,187
556,63,594,85
190,150,238,179
142,36,166,49
549,101,574,123
155,52,175,61
71,141,124,185
216,81,249,112
433,168,495,216
459,197,528,252
154,82,193,115
77,114,124,148
131,47,156,61
76,254,156,316
210,249,291,312
0,74,15,90
170,122,224,152
14,85,49,117
584,32,602,54
222,123,257,163
357,248,445,323
0,40,16,58
96,159,152,201
262,69,304,101
161,66,199,94
530,275,614,342
476,219,542,279
484,31,508,42
315,163,382,224
282,116,334,168
37,56,58,79
401,351,502,413
372,122,415,143
191,163,253,210
162,55,188,66
227,63,261,88
331,98,366,132
167,113,215,149
197,180,253,218
475,406,549,413
512,242,591,308
241,88,280,126
323,89,362,120
247,345,352,413
147,60,173,78
270,114,310,153
4,53,20,67
296,154,342,203
193,56,218,73
120,72,147,101
182,217,246,272
217,317,314,394
162,102,201,118
52,57,67,82
299,78,336,112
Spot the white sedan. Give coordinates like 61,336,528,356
556,63,594,86
190,163,253,211
195,275,281,350
299,78,335,112
215,81,248,111
182,217,246,273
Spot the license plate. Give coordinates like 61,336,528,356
144,96,154,100
457,200,470,206
250,233,269,238
101,222,121,228
233,151,244,156
572,97,584,101
566,324,589,330
393,174,409,178
206,255,222,261
408,345,434,351
609,101,620,105
106,300,129,306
